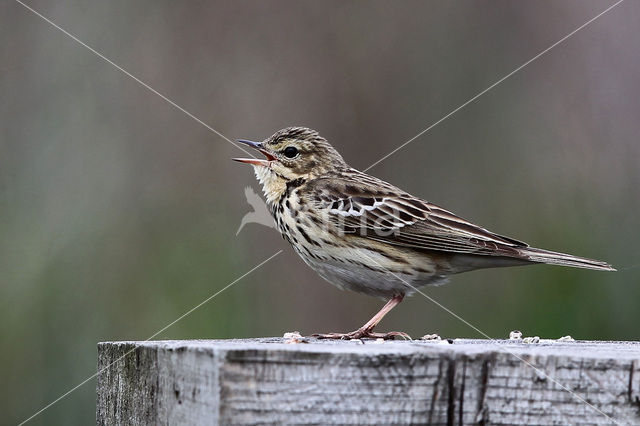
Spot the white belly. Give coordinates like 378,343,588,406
300,246,447,299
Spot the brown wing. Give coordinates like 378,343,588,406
311,173,528,257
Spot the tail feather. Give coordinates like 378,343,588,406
519,247,616,271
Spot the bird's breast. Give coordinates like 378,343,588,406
271,192,449,297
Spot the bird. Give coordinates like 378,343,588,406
233,127,615,340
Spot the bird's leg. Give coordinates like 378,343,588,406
355,294,404,336
313,294,410,340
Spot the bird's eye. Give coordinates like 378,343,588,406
283,146,299,158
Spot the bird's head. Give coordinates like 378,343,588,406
233,127,346,203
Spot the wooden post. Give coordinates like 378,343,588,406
97,338,640,425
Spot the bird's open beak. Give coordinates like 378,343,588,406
232,139,277,166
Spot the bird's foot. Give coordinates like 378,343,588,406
312,328,411,341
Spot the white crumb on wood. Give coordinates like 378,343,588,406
421,334,441,341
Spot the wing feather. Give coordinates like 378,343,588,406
313,173,527,256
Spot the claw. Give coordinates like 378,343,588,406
312,329,411,341
310,294,411,341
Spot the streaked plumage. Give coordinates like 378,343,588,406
233,127,615,339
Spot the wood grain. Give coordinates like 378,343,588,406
96,338,640,425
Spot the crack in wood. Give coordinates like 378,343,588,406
475,354,493,425
447,357,456,426
458,357,467,426
428,357,444,425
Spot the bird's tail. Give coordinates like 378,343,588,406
518,247,615,271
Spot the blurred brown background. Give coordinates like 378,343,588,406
1,0,639,424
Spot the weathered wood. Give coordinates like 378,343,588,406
97,338,640,425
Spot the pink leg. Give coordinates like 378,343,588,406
313,294,410,340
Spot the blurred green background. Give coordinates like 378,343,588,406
2,0,639,424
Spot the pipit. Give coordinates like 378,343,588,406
233,127,615,339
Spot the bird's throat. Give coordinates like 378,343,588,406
252,165,287,206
